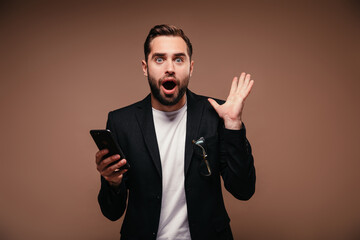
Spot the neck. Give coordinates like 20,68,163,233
151,94,186,112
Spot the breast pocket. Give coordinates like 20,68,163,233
193,134,220,177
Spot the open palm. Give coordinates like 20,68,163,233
208,72,254,130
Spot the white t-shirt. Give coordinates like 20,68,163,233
152,103,191,240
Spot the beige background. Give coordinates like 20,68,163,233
1,0,359,239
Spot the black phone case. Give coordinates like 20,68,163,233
90,129,130,170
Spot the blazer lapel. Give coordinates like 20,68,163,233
135,94,162,178
134,90,204,178
184,90,204,175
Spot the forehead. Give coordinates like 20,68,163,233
149,36,188,56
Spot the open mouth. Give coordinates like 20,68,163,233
162,80,176,90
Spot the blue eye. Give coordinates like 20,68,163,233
155,58,163,63
175,58,183,63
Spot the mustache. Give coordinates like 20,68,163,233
160,75,179,83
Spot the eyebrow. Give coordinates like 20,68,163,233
173,53,186,57
151,52,187,59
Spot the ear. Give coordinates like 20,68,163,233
189,60,194,77
141,60,148,77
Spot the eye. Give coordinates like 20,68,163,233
155,57,164,63
174,57,183,63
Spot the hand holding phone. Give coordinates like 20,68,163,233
91,129,130,186
90,129,130,170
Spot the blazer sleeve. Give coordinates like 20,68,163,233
97,112,128,221
219,123,256,200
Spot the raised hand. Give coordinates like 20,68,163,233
208,72,254,130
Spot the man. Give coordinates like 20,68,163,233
95,24,255,240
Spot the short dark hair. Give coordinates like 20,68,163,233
144,24,193,62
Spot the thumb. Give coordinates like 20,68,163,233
208,98,220,112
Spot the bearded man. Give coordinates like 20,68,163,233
95,24,256,240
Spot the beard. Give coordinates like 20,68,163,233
147,72,190,106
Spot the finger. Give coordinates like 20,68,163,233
229,77,238,96
101,159,127,176
95,149,109,165
104,168,127,181
237,73,251,94
98,154,121,172
247,79,254,92
113,159,128,173
97,154,121,172
208,98,220,112
242,79,254,100
244,74,251,89
111,168,128,180
236,72,246,92
117,167,128,176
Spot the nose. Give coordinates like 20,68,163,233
165,60,175,75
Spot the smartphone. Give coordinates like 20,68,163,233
90,129,130,170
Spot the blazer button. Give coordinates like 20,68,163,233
156,195,160,200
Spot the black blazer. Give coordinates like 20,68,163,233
98,90,256,240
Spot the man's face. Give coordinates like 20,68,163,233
142,36,194,108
